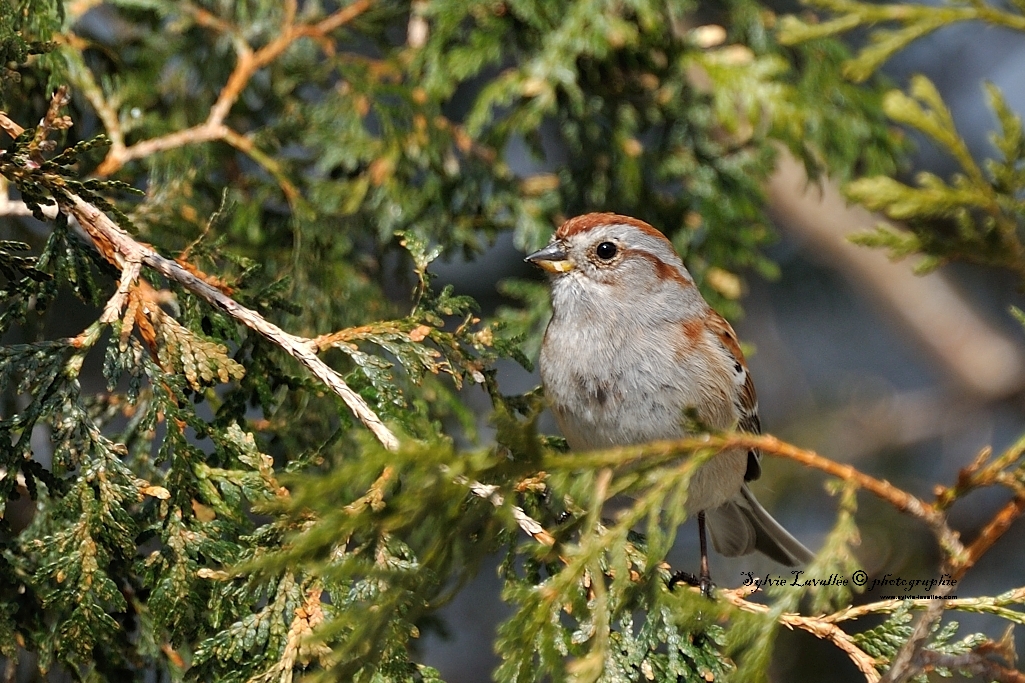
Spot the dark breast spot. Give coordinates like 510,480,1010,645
573,373,613,407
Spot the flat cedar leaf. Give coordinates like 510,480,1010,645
8,0,1025,681
882,76,986,184
847,224,922,260
984,81,1025,194
911,253,944,274
777,14,863,45
843,21,945,83
844,175,989,219
1011,306,1025,330
151,308,246,390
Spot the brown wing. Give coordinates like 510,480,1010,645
706,310,762,482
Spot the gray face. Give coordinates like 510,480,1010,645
558,222,695,292
524,221,703,325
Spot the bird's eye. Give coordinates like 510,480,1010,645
595,242,618,260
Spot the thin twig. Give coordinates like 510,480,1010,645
345,466,395,514
100,257,141,323
458,476,556,547
4,96,558,551
876,499,1025,682
720,588,880,682
546,433,965,561
29,86,72,163
94,0,374,177
823,587,1025,625
915,648,1025,683
878,586,955,683
936,433,1025,510
957,495,1025,580
62,192,401,451
727,434,967,562
0,111,26,137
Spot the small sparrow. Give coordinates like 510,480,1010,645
526,212,812,591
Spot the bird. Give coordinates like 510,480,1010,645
525,212,813,593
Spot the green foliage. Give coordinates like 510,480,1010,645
853,606,989,681
785,480,863,615
846,74,1025,276
0,0,64,101
784,0,1025,282
6,0,1020,682
779,0,1025,83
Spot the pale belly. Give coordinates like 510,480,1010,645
540,323,746,513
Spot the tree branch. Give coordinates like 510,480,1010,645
916,648,1025,683
93,0,374,177
721,587,880,682
546,433,965,560
61,191,402,452
823,587,1025,625
67,191,555,543
460,477,556,547
737,434,966,561
5,90,560,552
958,495,1025,580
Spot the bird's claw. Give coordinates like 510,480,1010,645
668,571,715,598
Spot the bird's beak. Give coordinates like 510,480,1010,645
525,242,575,273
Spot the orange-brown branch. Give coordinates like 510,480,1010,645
721,587,880,682
93,0,374,177
957,495,1025,580
719,434,966,562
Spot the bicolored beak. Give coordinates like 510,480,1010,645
525,242,575,273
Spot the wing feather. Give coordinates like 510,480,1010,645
706,311,761,481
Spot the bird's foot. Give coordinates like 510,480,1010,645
668,571,716,598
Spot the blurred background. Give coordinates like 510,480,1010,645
423,23,1025,682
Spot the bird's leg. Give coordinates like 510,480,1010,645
666,511,715,598
697,510,714,597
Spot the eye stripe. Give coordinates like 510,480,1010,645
622,248,692,287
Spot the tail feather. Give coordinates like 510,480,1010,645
706,485,813,566
705,498,756,557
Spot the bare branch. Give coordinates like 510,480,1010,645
93,0,374,177
457,475,556,547
29,86,72,162
100,257,142,324
721,587,880,682
916,647,1025,683
823,587,1025,625
62,192,401,452
0,111,26,138
3,95,559,550
959,496,1025,579
546,433,965,561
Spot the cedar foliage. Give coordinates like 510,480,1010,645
0,1,1023,682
